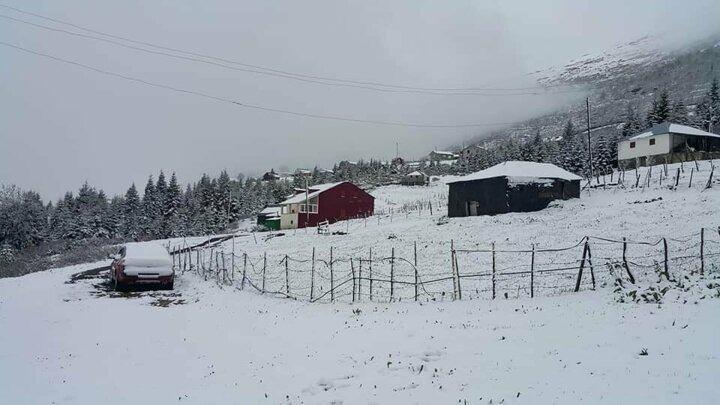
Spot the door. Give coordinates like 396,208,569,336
468,201,479,216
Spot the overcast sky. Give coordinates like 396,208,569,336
2,0,719,200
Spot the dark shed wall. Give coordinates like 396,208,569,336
448,177,508,217
448,177,580,217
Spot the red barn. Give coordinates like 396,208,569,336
278,182,374,229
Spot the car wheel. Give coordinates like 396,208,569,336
113,275,125,292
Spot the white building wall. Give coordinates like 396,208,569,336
280,213,298,229
618,133,672,160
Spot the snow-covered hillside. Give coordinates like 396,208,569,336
1,161,719,404
531,35,669,85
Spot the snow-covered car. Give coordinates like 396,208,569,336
109,243,174,291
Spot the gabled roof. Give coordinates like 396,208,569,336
628,122,720,140
406,171,427,176
279,182,345,204
449,161,581,184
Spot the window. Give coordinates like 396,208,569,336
299,204,318,213
630,142,636,148
649,138,656,146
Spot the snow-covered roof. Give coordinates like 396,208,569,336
123,242,171,267
279,182,344,205
449,161,582,184
259,206,281,216
406,171,427,176
628,122,720,140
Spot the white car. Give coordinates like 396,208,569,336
109,243,175,291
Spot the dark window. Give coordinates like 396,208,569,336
649,138,656,146
630,142,636,148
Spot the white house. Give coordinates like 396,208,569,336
618,122,720,169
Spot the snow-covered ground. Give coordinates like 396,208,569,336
0,259,719,404
1,161,719,404
183,161,720,303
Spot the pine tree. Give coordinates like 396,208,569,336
122,183,142,239
621,104,643,138
646,90,670,127
669,100,688,124
142,176,159,238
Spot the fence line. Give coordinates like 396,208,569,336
168,226,720,304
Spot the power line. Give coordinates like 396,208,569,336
0,2,587,95
0,13,582,97
0,40,536,129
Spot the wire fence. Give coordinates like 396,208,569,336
168,226,720,304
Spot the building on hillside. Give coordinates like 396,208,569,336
257,205,281,230
391,156,405,167
278,182,374,229
618,122,720,169
400,171,429,186
447,161,581,217
459,144,487,161
428,150,459,161
262,170,281,182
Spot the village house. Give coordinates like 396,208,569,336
277,182,374,229
256,205,281,230
447,161,581,217
618,122,720,169
400,171,429,186
428,150,459,162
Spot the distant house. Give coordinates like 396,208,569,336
278,182,374,229
257,205,281,230
447,161,581,217
391,156,405,167
428,150,459,161
618,122,720,169
401,171,429,186
262,170,281,182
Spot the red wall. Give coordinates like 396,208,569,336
297,182,374,228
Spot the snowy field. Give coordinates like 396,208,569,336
0,259,719,404
181,161,720,303
1,161,720,404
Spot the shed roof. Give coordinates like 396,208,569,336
449,161,582,184
628,122,720,140
279,182,345,205
406,171,427,176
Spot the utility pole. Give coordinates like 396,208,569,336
304,176,310,229
586,97,594,179
395,141,399,158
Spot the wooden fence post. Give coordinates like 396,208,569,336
574,239,589,292
231,236,235,282
285,255,290,296
330,247,334,303
351,259,356,303
390,247,395,302
663,238,670,280
242,253,247,290
221,252,227,284
622,237,635,284
454,248,462,300
530,244,535,298
705,167,714,189
700,228,705,275
586,240,596,290
491,242,496,300
689,168,694,187
451,240,457,300
310,247,316,301
369,248,373,302
358,258,362,301
674,167,680,188
414,241,419,302
262,252,267,293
